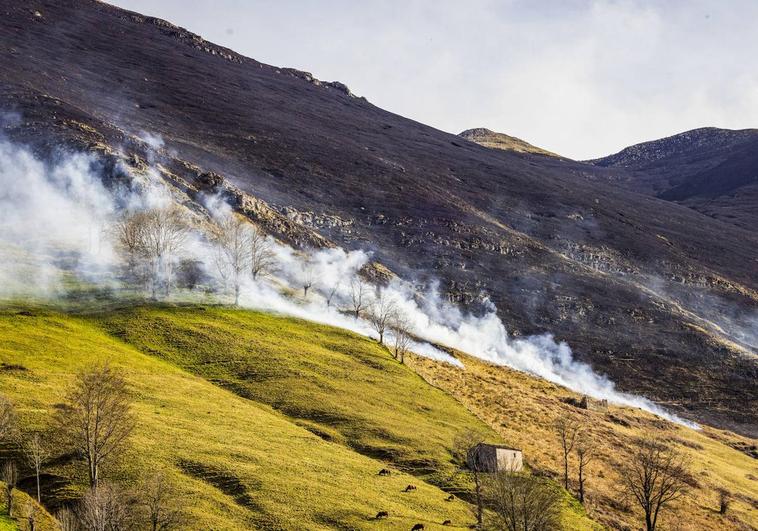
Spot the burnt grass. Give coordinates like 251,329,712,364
0,0,756,435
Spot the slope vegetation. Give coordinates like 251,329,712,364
409,352,758,531
0,304,599,530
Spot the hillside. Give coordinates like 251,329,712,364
587,127,758,230
0,304,604,530
0,0,756,435
458,128,559,157
408,352,758,531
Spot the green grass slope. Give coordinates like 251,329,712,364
0,308,475,529
91,306,492,487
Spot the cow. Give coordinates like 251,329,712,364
404,484,417,492
378,468,391,476
375,511,389,519
411,524,425,531
442,520,452,526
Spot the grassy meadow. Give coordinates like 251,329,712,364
0,304,599,529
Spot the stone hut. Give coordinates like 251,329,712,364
472,443,523,473
579,395,608,411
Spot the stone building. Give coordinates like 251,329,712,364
472,443,523,473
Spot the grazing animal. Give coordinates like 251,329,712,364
411,524,425,531
375,511,389,519
378,468,391,476
442,520,452,526
445,494,455,501
404,484,417,492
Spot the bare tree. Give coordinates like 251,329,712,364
212,216,252,305
0,397,15,441
575,434,594,504
142,472,183,531
78,483,133,531
348,277,370,319
2,460,17,517
249,225,275,281
324,281,340,308
114,211,149,287
115,208,190,298
55,364,135,489
390,312,413,363
484,472,561,531
21,431,50,503
300,263,315,298
452,431,489,528
25,500,37,531
56,507,80,531
621,438,690,531
367,294,397,345
555,416,580,490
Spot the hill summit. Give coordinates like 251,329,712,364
459,127,560,157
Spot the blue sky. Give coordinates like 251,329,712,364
109,1,758,159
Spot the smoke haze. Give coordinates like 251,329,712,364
0,137,697,427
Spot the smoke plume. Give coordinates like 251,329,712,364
0,138,698,427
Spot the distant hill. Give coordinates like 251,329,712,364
587,127,758,230
459,127,560,157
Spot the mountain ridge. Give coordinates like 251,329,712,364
587,127,758,230
0,0,756,435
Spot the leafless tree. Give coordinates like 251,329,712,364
55,364,135,489
575,434,595,504
367,294,397,345
2,460,17,517
348,277,370,319
78,482,133,531
299,263,315,299
249,225,275,281
56,507,80,531
0,397,15,441
21,431,50,503
324,281,340,307
115,208,189,298
452,431,489,528
212,216,252,305
484,471,561,531
555,416,580,490
390,313,413,363
621,438,690,531
142,472,183,531
25,500,37,531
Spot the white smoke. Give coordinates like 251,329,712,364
0,138,697,427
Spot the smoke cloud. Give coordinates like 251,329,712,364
0,137,697,427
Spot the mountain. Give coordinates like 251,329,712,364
587,127,758,230
0,0,757,437
459,127,559,157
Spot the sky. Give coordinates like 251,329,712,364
108,0,758,160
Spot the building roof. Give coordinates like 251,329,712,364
477,442,522,452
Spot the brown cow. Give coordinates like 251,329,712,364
375,511,389,519
411,524,425,531
404,484,417,492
